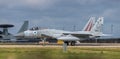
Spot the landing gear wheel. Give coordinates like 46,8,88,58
64,41,69,46
70,41,75,46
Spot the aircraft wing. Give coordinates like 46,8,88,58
40,30,92,39
57,32,93,41
63,32,92,38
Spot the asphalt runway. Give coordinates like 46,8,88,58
0,43,120,48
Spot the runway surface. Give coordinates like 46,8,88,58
0,44,120,48
0,43,120,48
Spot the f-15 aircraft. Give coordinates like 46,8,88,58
16,17,109,45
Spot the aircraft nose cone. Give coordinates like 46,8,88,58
15,32,24,37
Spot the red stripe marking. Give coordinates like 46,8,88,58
85,20,92,31
88,21,93,31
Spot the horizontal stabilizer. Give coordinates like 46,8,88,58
102,34,112,36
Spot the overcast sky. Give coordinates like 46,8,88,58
0,0,120,37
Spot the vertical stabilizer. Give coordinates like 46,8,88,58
82,17,95,31
91,17,104,36
18,21,29,33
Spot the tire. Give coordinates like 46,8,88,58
64,41,69,46
70,41,75,46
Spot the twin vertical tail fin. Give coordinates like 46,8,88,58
83,17,104,36
18,21,29,33
83,17,95,31
91,17,104,36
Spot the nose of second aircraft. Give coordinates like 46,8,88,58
15,32,24,37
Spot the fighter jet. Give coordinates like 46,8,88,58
16,17,109,45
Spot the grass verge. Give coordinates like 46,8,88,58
0,47,120,59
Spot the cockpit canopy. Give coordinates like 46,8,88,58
29,27,48,31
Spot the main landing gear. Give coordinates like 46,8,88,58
64,41,76,46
